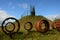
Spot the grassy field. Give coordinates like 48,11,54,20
0,29,60,40
0,15,60,40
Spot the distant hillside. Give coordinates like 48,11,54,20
0,15,52,32
18,15,52,31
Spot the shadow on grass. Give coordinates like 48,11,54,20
23,30,58,39
0,32,24,40
12,32,24,40
0,30,59,40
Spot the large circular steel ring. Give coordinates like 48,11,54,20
24,22,33,31
35,20,49,33
1,17,20,35
5,22,15,32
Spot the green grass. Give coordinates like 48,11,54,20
0,30,60,40
0,15,59,40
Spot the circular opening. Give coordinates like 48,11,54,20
5,22,15,32
24,22,33,31
1,17,20,35
41,23,46,30
25,23,31,30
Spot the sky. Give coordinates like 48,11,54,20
0,0,60,24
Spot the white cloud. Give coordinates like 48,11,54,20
18,3,28,9
0,10,13,20
55,15,60,19
0,10,15,26
45,14,60,21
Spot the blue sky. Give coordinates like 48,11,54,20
0,0,60,21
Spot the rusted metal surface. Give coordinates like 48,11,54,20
54,20,60,31
35,20,49,33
